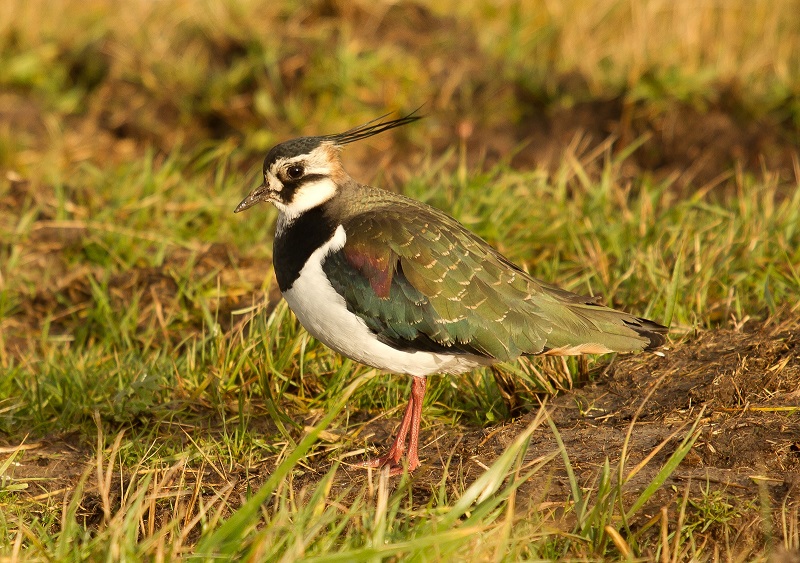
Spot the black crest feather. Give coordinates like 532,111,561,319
321,109,423,146
262,109,424,172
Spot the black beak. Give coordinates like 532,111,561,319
234,182,270,213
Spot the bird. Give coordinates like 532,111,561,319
234,112,667,475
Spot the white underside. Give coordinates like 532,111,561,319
282,225,491,377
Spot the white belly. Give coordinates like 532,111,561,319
282,225,490,377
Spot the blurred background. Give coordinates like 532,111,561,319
2,0,798,187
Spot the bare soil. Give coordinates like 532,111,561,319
336,319,800,542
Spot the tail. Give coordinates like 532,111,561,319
620,315,668,351
535,287,669,356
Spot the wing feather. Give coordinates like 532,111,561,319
321,194,663,361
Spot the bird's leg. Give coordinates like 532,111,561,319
364,391,415,467
357,376,427,474
404,376,427,473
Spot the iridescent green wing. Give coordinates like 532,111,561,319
322,202,554,361
324,195,665,359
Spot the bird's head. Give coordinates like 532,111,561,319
234,111,422,219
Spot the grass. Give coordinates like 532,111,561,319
1,0,800,560
0,394,709,561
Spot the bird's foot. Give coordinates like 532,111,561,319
353,376,426,476
355,448,419,476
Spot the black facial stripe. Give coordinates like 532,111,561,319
273,204,338,292
278,173,328,202
282,173,326,189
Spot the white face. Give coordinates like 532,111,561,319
264,144,339,222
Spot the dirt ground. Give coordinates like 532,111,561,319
313,318,799,540
8,316,799,553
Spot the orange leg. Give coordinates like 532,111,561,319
357,376,427,475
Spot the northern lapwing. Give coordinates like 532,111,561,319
235,112,667,474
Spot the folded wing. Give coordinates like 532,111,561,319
322,199,665,362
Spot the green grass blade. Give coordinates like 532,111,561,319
437,406,546,528
663,245,684,328
545,409,586,530
193,372,374,558
624,407,705,520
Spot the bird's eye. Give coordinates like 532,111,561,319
286,165,304,180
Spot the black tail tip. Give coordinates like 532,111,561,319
626,317,669,351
